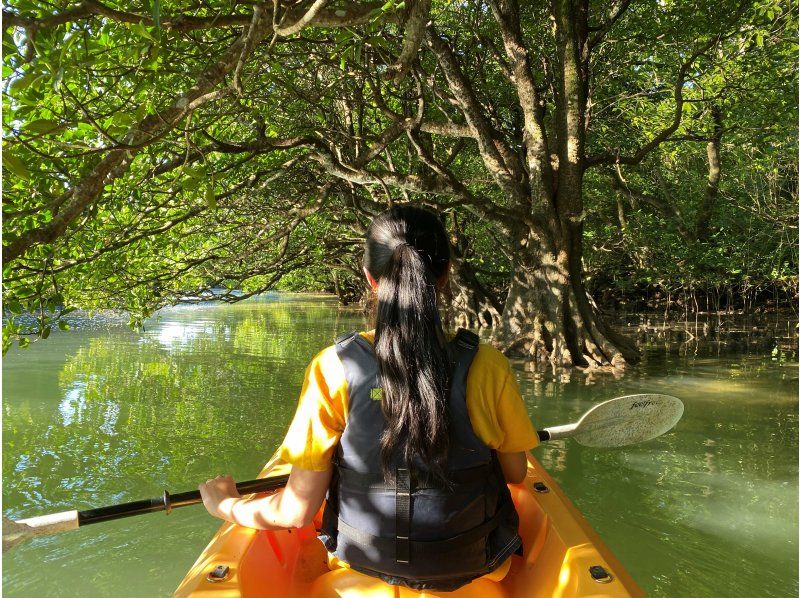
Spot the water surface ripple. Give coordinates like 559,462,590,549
3,295,797,596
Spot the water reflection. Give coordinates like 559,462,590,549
2,297,798,597
524,350,798,598
3,295,365,596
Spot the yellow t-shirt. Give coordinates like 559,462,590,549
279,331,539,471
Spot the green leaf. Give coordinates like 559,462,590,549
112,112,135,128
18,337,29,349
131,22,157,42
4,153,30,180
41,326,51,339
205,181,217,209
59,33,78,66
11,72,40,92
182,175,203,192
25,119,60,134
2,30,16,55
52,67,64,91
58,321,70,331
181,165,207,192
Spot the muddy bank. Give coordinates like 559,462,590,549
608,309,797,357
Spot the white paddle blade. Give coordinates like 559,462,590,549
3,517,34,553
573,394,684,448
2,510,79,553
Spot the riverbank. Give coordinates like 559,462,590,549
612,308,798,356
7,292,796,362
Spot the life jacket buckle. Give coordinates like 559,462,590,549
395,468,412,564
396,535,410,564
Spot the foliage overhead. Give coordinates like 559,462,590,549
2,0,797,357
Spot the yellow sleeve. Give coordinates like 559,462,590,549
278,346,348,471
465,344,539,453
493,367,539,452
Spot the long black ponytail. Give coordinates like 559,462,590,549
364,206,452,482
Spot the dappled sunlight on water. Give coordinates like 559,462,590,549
517,349,797,598
2,295,797,597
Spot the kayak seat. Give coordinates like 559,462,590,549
326,550,512,579
309,563,512,597
300,479,549,597
237,482,544,597
308,500,518,597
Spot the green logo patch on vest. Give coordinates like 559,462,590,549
369,387,383,401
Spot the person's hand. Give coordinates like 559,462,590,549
198,475,242,520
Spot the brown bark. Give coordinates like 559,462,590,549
385,0,431,81
695,106,723,241
447,260,502,329
494,225,638,368
445,216,504,329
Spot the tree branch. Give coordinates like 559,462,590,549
3,3,398,264
385,0,431,81
588,0,632,49
425,28,523,203
695,105,723,241
3,1,390,33
488,0,554,202
586,20,741,169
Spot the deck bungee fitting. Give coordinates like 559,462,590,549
174,451,644,597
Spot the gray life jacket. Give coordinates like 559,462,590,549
319,329,522,592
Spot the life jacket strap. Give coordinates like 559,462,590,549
395,467,411,564
336,499,514,560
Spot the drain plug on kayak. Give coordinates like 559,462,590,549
589,565,613,583
207,565,230,583
533,482,549,493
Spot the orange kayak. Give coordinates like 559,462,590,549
175,452,644,597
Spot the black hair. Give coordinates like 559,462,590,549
364,206,452,482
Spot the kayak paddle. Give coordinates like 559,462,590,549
3,393,682,552
2,475,289,553
537,393,684,447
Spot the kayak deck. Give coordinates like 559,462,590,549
175,453,643,597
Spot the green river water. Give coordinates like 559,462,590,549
2,294,798,596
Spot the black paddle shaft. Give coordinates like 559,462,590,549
76,474,290,526
71,430,552,526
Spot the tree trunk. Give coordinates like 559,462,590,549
494,222,638,368
445,212,503,329
447,258,502,329
425,1,640,368
695,105,723,242
492,0,636,369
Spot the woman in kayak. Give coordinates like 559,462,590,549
199,206,539,591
